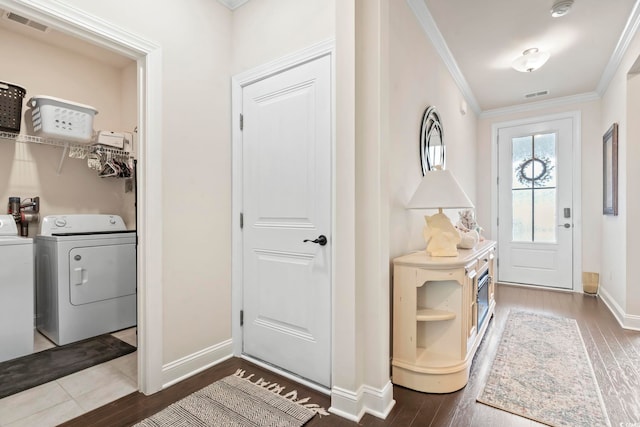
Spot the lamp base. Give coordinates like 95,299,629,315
423,212,461,257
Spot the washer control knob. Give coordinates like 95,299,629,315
55,218,67,227
74,255,81,261
109,218,116,225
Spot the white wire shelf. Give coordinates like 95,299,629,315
0,130,133,175
0,130,132,158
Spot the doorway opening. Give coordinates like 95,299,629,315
0,0,163,404
491,112,582,290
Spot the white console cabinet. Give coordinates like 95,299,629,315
392,240,496,393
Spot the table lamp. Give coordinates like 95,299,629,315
407,167,474,257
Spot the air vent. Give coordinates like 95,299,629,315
3,11,49,32
524,90,549,99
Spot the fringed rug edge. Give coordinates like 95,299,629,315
232,369,330,417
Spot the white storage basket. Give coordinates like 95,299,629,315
29,96,98,143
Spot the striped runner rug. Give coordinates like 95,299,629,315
134,369,329,427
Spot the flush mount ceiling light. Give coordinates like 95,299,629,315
511,48,551,72
551,0,574,17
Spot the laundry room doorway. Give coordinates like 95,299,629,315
0,0,164,399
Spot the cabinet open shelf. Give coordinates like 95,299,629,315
416,308,456,322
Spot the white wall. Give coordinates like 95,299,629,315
355,0,392,410
0,26,135,234
60,0,235,364
231,0,334,74
477,100,602,278
626,72,640,316
389,0,478,260
600,22,640,322
333,0,359,407
601,72,628,310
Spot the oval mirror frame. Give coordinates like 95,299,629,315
420,106,445,175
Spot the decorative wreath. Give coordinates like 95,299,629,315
516,156,554,186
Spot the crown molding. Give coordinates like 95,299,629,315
479,91,600,119
405,0,481,116
596,0,640,95
217,0,249,10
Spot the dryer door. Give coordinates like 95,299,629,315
69,243,136,305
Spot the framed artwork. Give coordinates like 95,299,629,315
603,123,618,215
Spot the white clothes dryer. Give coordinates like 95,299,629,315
0,215,34,362
35,214,136,346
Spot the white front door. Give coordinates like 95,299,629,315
241,55,331,387
497,118,573,289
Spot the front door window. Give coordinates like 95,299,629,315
511,133,557,243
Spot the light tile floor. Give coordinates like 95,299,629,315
0,328,137,427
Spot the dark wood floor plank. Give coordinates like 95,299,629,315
61,284,640,427
377,386,425,426
577,317,630,425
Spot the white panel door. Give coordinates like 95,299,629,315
497,118,573,289
242,55,331,387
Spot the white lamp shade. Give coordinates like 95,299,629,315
407,169,474,210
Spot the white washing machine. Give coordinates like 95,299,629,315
35,214,136,346
0,215,34,363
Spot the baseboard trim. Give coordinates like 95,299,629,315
497,281,574,293
599,287,640,331
161,339,233,388
329,381,395,422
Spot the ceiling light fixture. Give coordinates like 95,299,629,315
511,48,551,73
551,0,574,17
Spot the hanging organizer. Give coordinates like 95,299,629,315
0,130,133,175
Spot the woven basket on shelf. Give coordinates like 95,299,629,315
0,81,26,132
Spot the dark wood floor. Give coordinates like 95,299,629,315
61,284,640,427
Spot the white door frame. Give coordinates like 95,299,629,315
491,111,582,291
231,40,335,393
0,0,165,394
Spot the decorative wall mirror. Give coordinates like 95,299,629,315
420,106,445,175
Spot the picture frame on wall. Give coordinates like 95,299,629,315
603,123,618,215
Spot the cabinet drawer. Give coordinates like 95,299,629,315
476,254,491,275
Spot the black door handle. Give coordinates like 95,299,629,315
303,235,327,246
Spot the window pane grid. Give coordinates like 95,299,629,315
511,133,557,243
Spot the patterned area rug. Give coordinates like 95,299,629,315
134,369,329,427
477,310,610,427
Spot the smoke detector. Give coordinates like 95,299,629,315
551,0,574,18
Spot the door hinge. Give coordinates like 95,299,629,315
240,212,244,229
240,114,244,130
497,217,499,226
240,310,244,326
